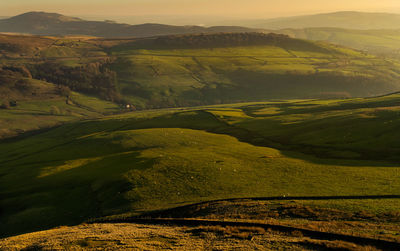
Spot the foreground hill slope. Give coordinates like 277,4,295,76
0,12,261,38
1,94,400,237
4,219,397,250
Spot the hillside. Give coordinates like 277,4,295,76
108,33,400,108
1,32,400,112
0,12,261,38
3,219,399,250
240,11,400,30
1,94,400,238
274,28,400,59
0,61,120,139
1,223,306,250
1,32,400,241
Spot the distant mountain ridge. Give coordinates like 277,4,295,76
7,12,82,23
4,11,400,38
0,12,262,38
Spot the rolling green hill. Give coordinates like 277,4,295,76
1,32,400,140
1,94,400,237
2,32,400,111
1,10,400,246
0,62,120,139
108,33,400,108
278,28,400,58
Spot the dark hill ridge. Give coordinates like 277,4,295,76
0,12,262,38
153,33,294,49
7,11,82,23
115,32,334,54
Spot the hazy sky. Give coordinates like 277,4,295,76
2,0,400,18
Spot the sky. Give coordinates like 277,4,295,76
1,0,400,19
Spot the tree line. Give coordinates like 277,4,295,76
29,60,121,102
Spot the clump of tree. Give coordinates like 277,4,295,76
14,79,34,93
30,60,120,101
154,32,291,49
57,85,71,98
0,65,31,86
0,42,25,53
0,100,17,109
0,100,9,109
2,65,32,78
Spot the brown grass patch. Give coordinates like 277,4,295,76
299,239,379,251
190,225,266,240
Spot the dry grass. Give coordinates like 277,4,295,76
150,200,400,243
190,225,266,240
0,222,384,251
298,239,379,251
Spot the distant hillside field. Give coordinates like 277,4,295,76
0,56,120,139
238,11,400,30
1,93,400,237
108,33,400,108
1,32,400,113
277,28,400,58
3,11,400,60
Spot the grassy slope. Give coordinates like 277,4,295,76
1,94,400,237
0,77,120,139
0,36,121,139
0,94,119,138
233,93,400,160
3,33,400,110
109,38,400,108
280,28,400,58
0,223,319,250
1,33,400,237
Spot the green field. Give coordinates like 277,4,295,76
1,32,400,240
280,27,400,59
109,38,400,108
1,93,400,237
2,33,400,111
2,13,400,248
0,90,120,139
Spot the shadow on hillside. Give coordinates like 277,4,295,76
1,109,399,239
0,149,155,238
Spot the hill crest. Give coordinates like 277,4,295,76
8,11,82,23
0,12,262,38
